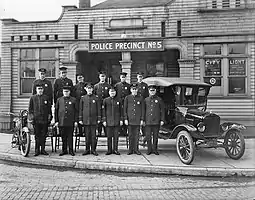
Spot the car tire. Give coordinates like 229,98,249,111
224,129,245,160
176,130,194,165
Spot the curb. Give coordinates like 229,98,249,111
0,152,254,177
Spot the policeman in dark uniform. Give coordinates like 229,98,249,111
144,85,165,155
115,72,130,136
28,83,52,156
53,66,74,104
73,73,87,135
32,68,53,105
124,83,145,155
79,83,101,156
55,86,78,156
94,71,111,136
136,72,149,99
102,86,123,155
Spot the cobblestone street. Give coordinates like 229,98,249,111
0,161,254,200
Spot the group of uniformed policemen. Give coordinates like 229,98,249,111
28,66,165,157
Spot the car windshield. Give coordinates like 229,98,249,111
175,86,208,107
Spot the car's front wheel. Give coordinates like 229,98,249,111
176,130,194,165
224,129,245,160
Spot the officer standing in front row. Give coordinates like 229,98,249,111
102,86,123,155
124,83,144,155
79,83,101,156
115,72,131,136
28,83,52,156
54,66,74,104
32,68,53,105
55,86,78,156
144,85,165,155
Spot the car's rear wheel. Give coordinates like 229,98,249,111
20,130,31,157
176,130,194,165
224,129,245,160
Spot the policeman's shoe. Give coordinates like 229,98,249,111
134,150,141,155
105,151,112,155
91,151,98,156
146,151,152,155
127,151,133,155
41,150,49,155
59,152,68,156
113,150,120,155
69,151,75,156
154,151,159,155
82,150,90,155
34,152,40,156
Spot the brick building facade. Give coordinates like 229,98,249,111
1,0,255,128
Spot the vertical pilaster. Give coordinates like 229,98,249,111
178,59,195,79
120,52,132,83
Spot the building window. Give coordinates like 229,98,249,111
202,43,248,96
222,0,230,8
54,35,58,40
11,36,15,41
89,24,93,39
45,35,49,40
161,21,166,37
212,0,217,8
177,20,181,36
74,25,78,39
37,35,40,40
146,62,166,77
28,35,32,41
109,18,143,29
20,36,23,41
19,48,57,95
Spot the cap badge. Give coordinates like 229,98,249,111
45,84,48,87
125,87,127,90
93,100,95,103
69,102,72,104
137,101,140,105
44,101,47,104
155,100,158,103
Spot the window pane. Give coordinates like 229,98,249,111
21,78,35,94
146,63,165,77
204,45,221,55
40,49,56,59
21,49,36,59
229,58,246,75
40,61,56,77
228,44,245,54
229,77,245,94
20,61,36,77
204,59,221,76
110,18,143,28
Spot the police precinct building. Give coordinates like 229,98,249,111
0,0,255,128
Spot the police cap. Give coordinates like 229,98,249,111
85,82,93,89
38,68,46,73
130,83,138,89
120,72,127,76
63,85,71,91
59,66,67,71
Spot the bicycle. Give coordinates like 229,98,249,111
4,110,31,157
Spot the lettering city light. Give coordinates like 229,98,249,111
89,40,164,52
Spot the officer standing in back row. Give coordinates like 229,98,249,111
94,71,111,136
136,72,149,99
32,68,53,105
115,72,131,136
54,66,74,104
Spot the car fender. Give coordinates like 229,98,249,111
220,122,246,138
172,124,197,138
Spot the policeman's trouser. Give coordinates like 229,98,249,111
84,125,97,151
34,123,48,153
106,126,119,152
145,125,159,153
128,125,140,152
97,122,106,136
59,126,74,153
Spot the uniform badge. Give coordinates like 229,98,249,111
155,100,158,103
143,86,145,89
125,87,127,90
44,101,47,104
93,100,95,103
45,84,48,87
117,102,119,105
66,83,68,85
105,87,108,90
137,101,140,105
69,102,72,104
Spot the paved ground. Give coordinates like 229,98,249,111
0,160,254,200
0,132,254,177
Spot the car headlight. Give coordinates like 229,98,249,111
197,122,206,132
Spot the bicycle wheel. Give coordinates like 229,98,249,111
20,129,31,157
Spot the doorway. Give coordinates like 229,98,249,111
76,51,122,85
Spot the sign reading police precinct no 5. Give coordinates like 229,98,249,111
88,40,164,52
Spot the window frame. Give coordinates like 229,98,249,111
18,48,59,96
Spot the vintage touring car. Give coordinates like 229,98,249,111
143,77,246,165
